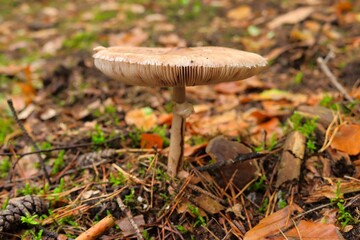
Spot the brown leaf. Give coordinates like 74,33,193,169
276,131,306,187
125,108,157,131
193,194,224,214
331,124,360,155
276,220,342,240
267,7,314,29
306,179,360,203
116,215,145,237
108,27,148,46
244,204,303,240
227,6,252,21
140,133,163,149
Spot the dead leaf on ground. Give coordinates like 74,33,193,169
244,204,303,240
108,27,148,46
270,220,342,240
306,179,360,203
116,215,145,237
276,131,306,187
193,194,224,214
140,133,163,149
227,5,252,21
267,7,315,29
125,108,157,131
331,124,360,155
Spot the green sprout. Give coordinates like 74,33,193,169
52,150,65,174
187,205,206,227
289,112,318,152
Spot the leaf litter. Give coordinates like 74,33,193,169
0,0,360,239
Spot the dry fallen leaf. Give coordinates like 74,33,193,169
244,204,303,240
125,108,157,131
116,215,145,237
108,27,148,46
276,131,306,187
271,220,342,240
227,5,252,20
267,7,314,29
193,194,224,214
331,124,360,155
140,133,163,149
306,179,360,203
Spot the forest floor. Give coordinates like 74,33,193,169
0,0,360,239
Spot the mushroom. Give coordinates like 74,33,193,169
93,46,267,178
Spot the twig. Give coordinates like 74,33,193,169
317,57,354,102
116,196,144,240
75,214,116,240
0,137,154,157
7,99,52,184
196,152,266,172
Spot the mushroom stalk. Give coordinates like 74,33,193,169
168,86,189,178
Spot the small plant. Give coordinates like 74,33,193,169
152,125,170,147
254,134,278,152
124,188,136,205
189,135,206,146
18,183,41,196
128,128,142,147
258,198,269,213
53,178,65,196
0,116,13,145
52,150,65,174
156,167,170,182
289,112,318,152
294,72,304,84
1,196,9,210
320,95,335,109
21,229,43,240
330,181,359,229
21,213,39,225
142,229,154,240
337,202,358,229
91,124,106,145
0,157,11,178
109,172,126,186
187,205,206,227
176,225,188,234
93,10,118,22
277,191,287,209
248,175,266,192
63,31,96,50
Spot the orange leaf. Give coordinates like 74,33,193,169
244,204,303,240
271,220,341,240
331,124,360,155
140,133,163,149
125,108,157,131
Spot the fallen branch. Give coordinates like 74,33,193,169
116,196,144,240
317,57,353,102
196,152,266,172
7,99,52,184
75,214,115,240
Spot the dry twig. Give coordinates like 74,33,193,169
75,214,116,240
116,196,144,240
7,99,51,184
317,57,353,102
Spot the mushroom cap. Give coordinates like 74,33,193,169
93,46,267,87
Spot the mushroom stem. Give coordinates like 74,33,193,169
168,86,186,178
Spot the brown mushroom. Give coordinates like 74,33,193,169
93,46,267,178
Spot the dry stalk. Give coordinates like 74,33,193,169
116,196,144,240
7,99,51,184
75,214,116,240
317,57,353,102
